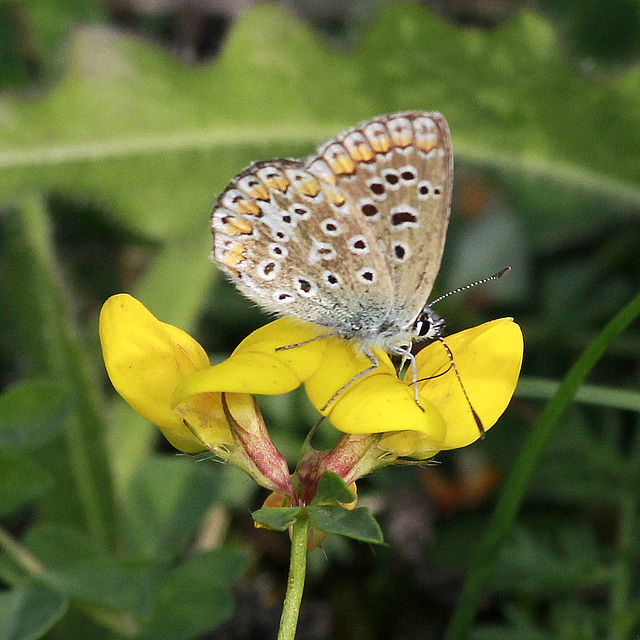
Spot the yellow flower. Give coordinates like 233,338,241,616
100,293,522,512
99,294,295,494
379,318,524,459
100,293,522,463
99,294,233,454
173,316,523,458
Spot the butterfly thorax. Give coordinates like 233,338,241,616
301,299,444,351
322,307,416,350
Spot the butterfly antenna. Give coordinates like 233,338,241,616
437,337,485,438
418,267,511,436
429,266,511,307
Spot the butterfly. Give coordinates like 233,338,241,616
211,112,453,408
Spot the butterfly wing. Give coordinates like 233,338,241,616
211,156,395,335
211,112,452,341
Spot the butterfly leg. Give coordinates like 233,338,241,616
390,346,424,410
321,347,379,413
275,333,336,351
395,341,413,379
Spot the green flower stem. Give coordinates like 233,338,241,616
277,513,310,640
445,291,640,640
6,197,118,551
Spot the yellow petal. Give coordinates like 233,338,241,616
414,318,523,449
174,392,233,451
305,341,446,440
172,318,329,404
237,318,331,379
378,431,442,460
99,294,214,453
327,374,447,441
304,341,396,411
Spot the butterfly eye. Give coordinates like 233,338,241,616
415,317,429,337
414,308,444,340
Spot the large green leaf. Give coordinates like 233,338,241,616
1,5,638,230
0,450,52,516
23,524,101,569
2,199,117,550
44,559,158,617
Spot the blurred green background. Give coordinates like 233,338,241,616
1,0,640,638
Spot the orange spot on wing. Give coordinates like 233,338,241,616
327,190,346,206
370,138,392,154
221,244,247,268
249,185,270,201
300,179,321,197
349,144,375,162
329,155,357,175
391,133,412,148
417,140,437,153
236,200,262,216
266,177,290,192
224,218,253,236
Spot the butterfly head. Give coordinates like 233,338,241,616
413,307,445,342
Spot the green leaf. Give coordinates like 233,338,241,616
252,507,301,531
307,505,384,545
44,558,159,617
23,524,100,569
313,471,356,505
123,456,219,559
0,450,52,516
0,586,67,640
0,380,69,450
1,5,639,238
2,199,117,550
139,548,250,640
